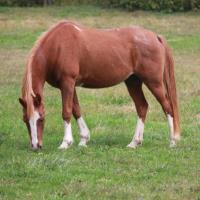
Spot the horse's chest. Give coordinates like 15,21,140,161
46,71,61,88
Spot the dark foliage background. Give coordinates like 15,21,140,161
0,0,200,11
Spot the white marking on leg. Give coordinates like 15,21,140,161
167,114,174,138
167,114,176,147
174,133,181,141
127,118,144,149
29,111,40,149
77,117,90,147
59,121,73,149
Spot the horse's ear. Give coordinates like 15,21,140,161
19,98,26,108
33,93,41,107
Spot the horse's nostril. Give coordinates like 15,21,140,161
37,143,42,149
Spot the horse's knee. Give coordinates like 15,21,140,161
62,112,72,122
162,99,173,116
72,104,81,119
138,101,148,120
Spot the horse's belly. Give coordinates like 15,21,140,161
77,64,132,88
78,36,134,88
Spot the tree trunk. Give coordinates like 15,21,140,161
183,0,192,11
43,0,53,6
43,0,47,6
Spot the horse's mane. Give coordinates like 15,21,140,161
21,20,72,118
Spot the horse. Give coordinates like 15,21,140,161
19,20,180,150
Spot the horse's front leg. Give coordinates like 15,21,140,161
59,77,75,149
72,90,90,147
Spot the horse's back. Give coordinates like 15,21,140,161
44,21,166,88
75,27,136,88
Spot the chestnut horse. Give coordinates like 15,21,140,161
19,21,180,150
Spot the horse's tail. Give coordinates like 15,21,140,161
159,36,180,139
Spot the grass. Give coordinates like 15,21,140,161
0,5,200,200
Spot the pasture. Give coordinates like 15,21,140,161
0,5,200,200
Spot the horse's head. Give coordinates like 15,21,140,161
19,94,45,150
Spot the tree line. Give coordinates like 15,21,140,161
0,0,200,12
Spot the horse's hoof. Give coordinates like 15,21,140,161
78,143,87,147
169,140,176,148
127,143,137,149
58,141,73,149
127,141,138,149
78,139,88,147
174,134,181,141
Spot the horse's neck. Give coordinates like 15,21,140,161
31,63,45,98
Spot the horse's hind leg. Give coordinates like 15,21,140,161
125,75,148,148
144,81,175,147
72,89,90,147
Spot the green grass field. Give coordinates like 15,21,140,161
0,5,200,200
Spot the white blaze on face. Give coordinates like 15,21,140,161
29,111,40,149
